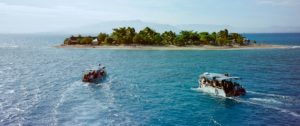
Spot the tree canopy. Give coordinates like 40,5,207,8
64,27,254,46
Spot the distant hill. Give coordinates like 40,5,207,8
175,24,233,33
51,20,300,35
55,20,180,35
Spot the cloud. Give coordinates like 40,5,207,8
0,0,299,33
0,2,139,33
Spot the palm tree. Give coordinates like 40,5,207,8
112,27,127,45
125,27,136,44
162,31,176,45
139,27,159,45
97,33,109,45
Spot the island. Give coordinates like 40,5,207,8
57,27,289,50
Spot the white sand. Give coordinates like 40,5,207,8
55,44,291,50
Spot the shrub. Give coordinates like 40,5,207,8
80,37,93,44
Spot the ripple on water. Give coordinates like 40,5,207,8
1,34,300,125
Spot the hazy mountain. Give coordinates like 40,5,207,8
55,20,180,35
51,20,300,35
175,24,234,33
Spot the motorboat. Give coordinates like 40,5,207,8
198,72,246,97
82,64,107,83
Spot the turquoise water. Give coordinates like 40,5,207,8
0,34,300,125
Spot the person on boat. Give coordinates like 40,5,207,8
212,80,216,87
99,64,106,69
86,73,90,80
94,71,98,78
206,80,210,86
212,77,218,87
92,71,97,78
85,74,89,80
100,70,105,76
224,73,229,76
89,72,93,80
83,74,87,81
205,79,209,86
201,77,205,84
215,81,220,88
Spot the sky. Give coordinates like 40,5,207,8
0,0,299,33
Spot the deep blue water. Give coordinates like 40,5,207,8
0,33,300,126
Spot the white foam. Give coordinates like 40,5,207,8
247,91,290,99
14,107,24,112
231,97,300,118
249,98,283,104
210,116,222,126
190,87,201,91
289,46,300,49
0,44,19,48
53,79,119,125
5,90,15,94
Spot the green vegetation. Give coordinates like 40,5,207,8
80,37,93,44
97,33,109,44
64,27,254,46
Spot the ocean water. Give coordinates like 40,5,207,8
0,33,300,126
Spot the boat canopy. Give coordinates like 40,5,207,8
83,69,96,74
83,67,105,74
200,72,240,81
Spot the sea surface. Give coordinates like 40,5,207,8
0,33,300,126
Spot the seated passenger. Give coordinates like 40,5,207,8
100,71,105,76
201,78,205,84
213,80,216,87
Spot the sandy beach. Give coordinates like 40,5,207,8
55,44,291,50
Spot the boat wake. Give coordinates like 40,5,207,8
53,77,119,125
191,88,300,118
210,116,222,126
191,87,201,91
247,91,289,99
247,91,300,105
230,97,300,118
231,90,300,118
249,98,283,104
289,46,300,49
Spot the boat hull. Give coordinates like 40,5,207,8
82,70,107,84
198,80,245,97
199,84,227,97
82,75,106,83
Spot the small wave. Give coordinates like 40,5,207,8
210,116,222,126
14,107,25,112
249,98,283,104
0,44,19,48
5,90,15,94
190,87,201,91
